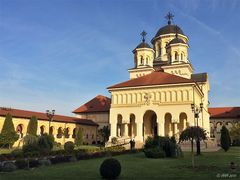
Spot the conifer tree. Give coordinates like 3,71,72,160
0,113,18,148
75,128,83,146
220,126,231,152
27,116,38,136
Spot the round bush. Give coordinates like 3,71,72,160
144,148,166,158
64,141,75,153
100,158,121,179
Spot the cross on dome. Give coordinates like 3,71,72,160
165,12,174,25
140,30,147,42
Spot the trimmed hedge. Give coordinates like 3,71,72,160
144,148,166,158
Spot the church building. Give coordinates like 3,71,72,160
107,13,210,143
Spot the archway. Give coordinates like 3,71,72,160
57,127,63,138
40,125,45,135
117,114,123,137
164,113,173,136
16,124,23,138
178,113,187,133
143,110,157,139
129,114,136,138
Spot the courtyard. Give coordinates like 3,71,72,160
0,147,239,180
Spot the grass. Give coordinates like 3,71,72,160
0,147,240,180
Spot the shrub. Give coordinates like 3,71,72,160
100,158,121,179
28,159,40,168
144,147,166,158
22,143,40,155
11,149,24,159
38,134,54,155
2,162,17,172
232,138,240,146
0,113,18,148
64,141,75,153
27,116,38,136
23,134,39,145
50,155,71,164
144,136,181,158
220,126,231,152
15,159,28,169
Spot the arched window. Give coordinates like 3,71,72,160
57,127,63,138
181,53,184,60
40,125,45,135
175,52,178,61
16,124,23,138
140,56,144,65
72,128,76,138
146,57,149,65
64,127,70,138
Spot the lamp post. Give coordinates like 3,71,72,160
46,109,55,135
191,103,203,155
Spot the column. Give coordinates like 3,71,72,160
117,125,121,137
157,122,165,136
123,123,128,137
110,122,117,138
169,123,172,136
183,119,187,129
174,123,178,135
135,122,143,142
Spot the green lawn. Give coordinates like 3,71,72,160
1,147,240,180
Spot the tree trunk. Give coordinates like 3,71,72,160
191,139,195,168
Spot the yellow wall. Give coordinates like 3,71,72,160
0,116,98,147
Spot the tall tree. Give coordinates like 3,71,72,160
220,126,231,152
179,126,207,168
0,113,18,148
27,116,38,136
99,126,110,144
75,128,83,146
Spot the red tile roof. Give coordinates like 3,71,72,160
0,107,98,126
209,107,240,119
73,95,111,113
108,71,195,89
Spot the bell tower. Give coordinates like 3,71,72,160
151,12,193,79
128,31,155,79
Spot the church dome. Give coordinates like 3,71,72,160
135,42,152,49
168,37,186,45
154,25,184,38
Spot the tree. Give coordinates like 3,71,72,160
99,126,110,144
220,126,231,151
229,123,240,146
179,126,207,168
27,116,38,136
0,113,18,149
75,128,83,146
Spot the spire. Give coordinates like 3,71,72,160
140,30,147,42
165,12,174,25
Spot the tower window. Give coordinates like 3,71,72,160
146,57,149,65
181,53,184,60
140,56,143,65
175,52,179,61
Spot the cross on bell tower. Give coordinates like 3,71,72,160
165,12,174,25
140,30,147,42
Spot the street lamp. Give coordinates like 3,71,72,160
46,109,55,135
191,103,203,155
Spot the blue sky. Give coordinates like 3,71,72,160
0,0,240,116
